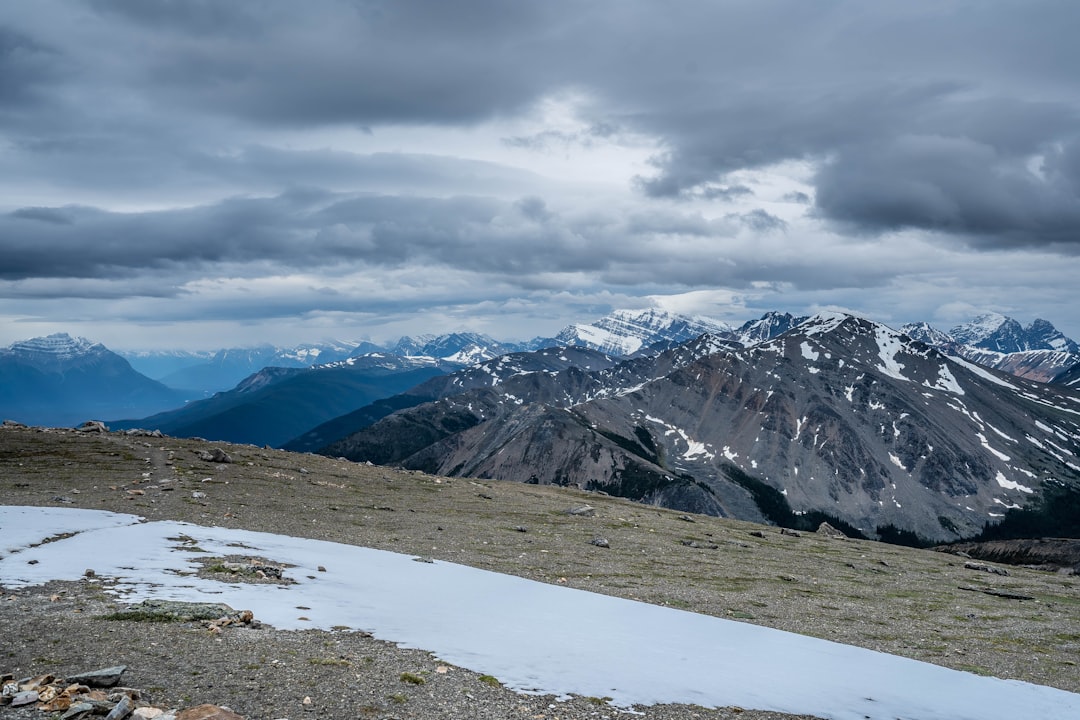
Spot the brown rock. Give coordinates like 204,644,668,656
176,704,245,720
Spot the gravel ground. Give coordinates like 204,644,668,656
2,424,1078,719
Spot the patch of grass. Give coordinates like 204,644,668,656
399,671,426,685
389,693,408,704
478,674,501,687
99,610,183,623
309,657,351,667
956,664,993,676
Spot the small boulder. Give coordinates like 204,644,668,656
816,522,848,539
66,666,127,688
176,704,245,720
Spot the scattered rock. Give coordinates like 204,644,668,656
567,505,595,517
958,585,1034,600
780,528,801,538
113,599,236,623
590,536,610,548
176,704,245,720
680,540,720,550
677,514,696,523
964,561,1010,576
104,694,134,719
749,530,766,538
67,666,127,688
76,421,109,433
61,702,96,719
11,690,39,707
194,448,232,464
816,522,848,539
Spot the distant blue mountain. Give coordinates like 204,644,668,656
0,334,188,427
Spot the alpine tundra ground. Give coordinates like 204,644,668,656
1,424,1077,719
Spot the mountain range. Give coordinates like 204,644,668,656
323,313,1080,543
901,313,1080,383
3,310,1079,545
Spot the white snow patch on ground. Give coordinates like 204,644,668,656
8,508,1078,718
976,433,1011,462
722,446,738,461
874,325,909,381
928,363,964,395
888,453,905,470
983,422,1017,443
800,341,819,361
801,312,848,337
948,356,1022,391
995,472,1034,494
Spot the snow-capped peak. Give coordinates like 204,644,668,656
6,333,102,359
555,308,733,356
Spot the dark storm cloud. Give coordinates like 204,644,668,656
1,191,806,294
4,0,1080,276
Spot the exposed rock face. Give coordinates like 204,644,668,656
326,313,1080,542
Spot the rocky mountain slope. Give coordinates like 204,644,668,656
0,334,187,427
325,314,1080,542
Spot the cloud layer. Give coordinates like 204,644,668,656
2,1,1078,347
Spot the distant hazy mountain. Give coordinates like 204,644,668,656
0,334,187,427
324,314,1080,542
130,342,367,394
113,354,455,447
901,314,1080,383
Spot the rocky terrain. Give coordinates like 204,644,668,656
2,423,1079,719
326,314,1080,542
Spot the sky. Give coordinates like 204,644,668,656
4,505,1079,719
2,1,1079,351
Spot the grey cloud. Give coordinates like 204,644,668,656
815,133,1080,249
11,207,73,224
729,210,787,233
0,25,60,106
0,191,799,293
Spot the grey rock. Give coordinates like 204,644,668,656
62,702,97,719
119,600,234,622
66,665,127,688
11,690,39,706
816,522,848,539
964,561,1010,576
76,420,109,433
105,694,135,720
567,505,595,517
195,448,232,463
590,536,610,548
